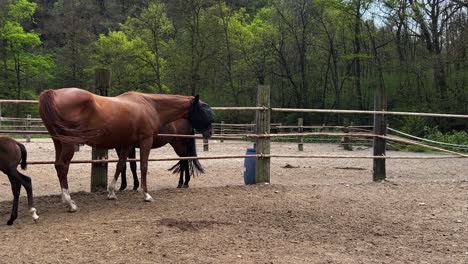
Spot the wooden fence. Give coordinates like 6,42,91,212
0,85,467,189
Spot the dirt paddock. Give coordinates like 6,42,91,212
0,139,467,263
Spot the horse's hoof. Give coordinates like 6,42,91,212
6,220,13,226
182,185,189,188
144,193,154,202
177,184,182,188
108,194,118,200
68,203,78,213
30,208,39,222
33,217,39,224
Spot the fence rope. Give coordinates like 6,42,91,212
270,108,468,119
379,135,468,158
388,127,468,150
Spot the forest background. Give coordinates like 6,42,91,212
0,0,466,137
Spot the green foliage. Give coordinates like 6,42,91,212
0,0,55,117
400,116,427,137
88,2,174,95
341,53,373,60
0,0,465,129
424,127,468,146
7,0,37,21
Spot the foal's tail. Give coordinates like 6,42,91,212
17,142,27,170
168,130,205,176
39,90,100,144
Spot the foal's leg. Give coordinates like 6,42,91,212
6,173,20,225
17,171,39,222
53,140,78,212
108,146,132,200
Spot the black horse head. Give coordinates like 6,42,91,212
188,95,215,139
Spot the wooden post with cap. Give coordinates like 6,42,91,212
373,85,387,181
255,85,271,183
91,69,111,192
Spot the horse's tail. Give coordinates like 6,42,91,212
17,142,27,170
168,129,205,176
39,90,100,144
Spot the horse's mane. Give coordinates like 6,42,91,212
39,90,102,144
168,128,205,176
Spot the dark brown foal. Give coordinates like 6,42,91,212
0,137,39,225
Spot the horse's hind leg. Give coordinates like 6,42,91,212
129,147,139,191
119,165,128,191
18,172,39,223
139,137,154,202
54,140,77,212
108,146,132,200
6,173,21,225
177,163,184,188
118,148,128,191
182,160,190,188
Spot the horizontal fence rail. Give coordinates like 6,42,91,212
25,153,464,166
2,98,467,118
1,95,466,187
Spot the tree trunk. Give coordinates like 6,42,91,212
353,0,363,110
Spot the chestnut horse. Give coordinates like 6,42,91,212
120,119,204,191
0,137,39,225
39,88,214,212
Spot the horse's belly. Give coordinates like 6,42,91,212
88,133,138,149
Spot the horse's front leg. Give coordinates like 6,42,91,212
139,137,154,202
108,146,132,200
54,140,77,212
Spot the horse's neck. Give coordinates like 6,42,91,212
145,94,192,125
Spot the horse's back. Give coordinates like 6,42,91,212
40,88,96,122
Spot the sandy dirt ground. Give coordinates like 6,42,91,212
0,138,467,264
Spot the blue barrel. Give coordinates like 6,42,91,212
243,148,256,185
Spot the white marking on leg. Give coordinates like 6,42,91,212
30,208,39,223
144,192,154,202
61,188,78,212
107,183,117,200
107,179,118,200
109,179,117,192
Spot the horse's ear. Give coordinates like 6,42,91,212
194,95,200,103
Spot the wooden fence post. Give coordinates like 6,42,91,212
298,118,304,151
220,121,224,143
255,85,271,183
91,69,111,192
342,117,352,151
203,138,209,151
373,86,387,181
25,114,31,143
